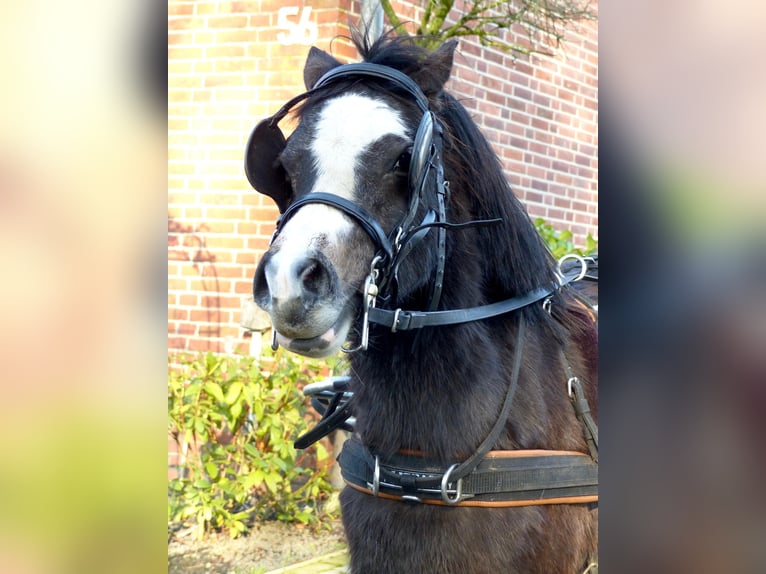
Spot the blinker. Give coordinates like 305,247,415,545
244,118,292,213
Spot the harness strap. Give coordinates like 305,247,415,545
367,263,586,332
448,317,525,483
293,399,353,450
368,285,555,331
568,375,599,462
338,435,598,507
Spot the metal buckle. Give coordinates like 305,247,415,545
542,297,553,314
391,308,402,333
440,463,464,505
367,455,381,497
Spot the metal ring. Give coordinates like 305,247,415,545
557,253,587,283
440,463,463,505
369,254,383,277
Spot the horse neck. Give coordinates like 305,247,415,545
351,256,580,459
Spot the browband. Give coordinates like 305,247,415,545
313,63,430,112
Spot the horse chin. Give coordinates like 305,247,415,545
274,311,352,359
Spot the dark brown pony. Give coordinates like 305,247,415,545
247,34,597,573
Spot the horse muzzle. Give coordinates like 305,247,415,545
253,249,353,358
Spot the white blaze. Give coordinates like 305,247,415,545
272,93,408,267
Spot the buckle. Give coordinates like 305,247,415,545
366,455,381,497
440,463,464,505
391,308,402,333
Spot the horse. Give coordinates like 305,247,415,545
245,34,598,574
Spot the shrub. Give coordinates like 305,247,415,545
534,217,598,259
168,349,339,539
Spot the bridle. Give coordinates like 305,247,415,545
245,62,568,353
246,62,457,348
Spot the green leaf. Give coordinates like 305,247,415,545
314,442,329,462
585,234,598,254
193,478,211,489
225,382,243,405
205,461,219,480
263,472,281,494
230,401,242,422
203,381,225,403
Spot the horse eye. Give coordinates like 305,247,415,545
392,149,412,174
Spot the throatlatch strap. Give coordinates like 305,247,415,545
368,286,555,331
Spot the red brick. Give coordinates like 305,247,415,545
207,15,248,28
206,45,245,58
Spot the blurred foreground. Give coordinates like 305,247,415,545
0,0,763,572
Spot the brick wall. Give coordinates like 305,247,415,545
168,0,598,354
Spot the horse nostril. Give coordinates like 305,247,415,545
253,253,272,308
297,258,332,298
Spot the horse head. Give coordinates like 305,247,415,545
247,41,457,358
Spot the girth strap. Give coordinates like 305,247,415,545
338,435,598,507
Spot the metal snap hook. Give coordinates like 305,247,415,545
342,263,380,354
568,376,580,398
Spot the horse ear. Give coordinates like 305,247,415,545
412,40,458,96
304,46,342,89
244,119,292,213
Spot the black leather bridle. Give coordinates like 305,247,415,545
245,61,574,352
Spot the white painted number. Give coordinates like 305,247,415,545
277,6,318,46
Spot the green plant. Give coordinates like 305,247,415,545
168,349,339,539
379,0,596,58
534,217,597,260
